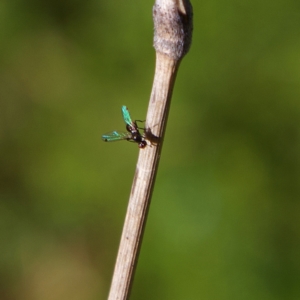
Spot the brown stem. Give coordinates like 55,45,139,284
107,1,193,299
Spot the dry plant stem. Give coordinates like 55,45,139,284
108,55,178,300
108,1,193,299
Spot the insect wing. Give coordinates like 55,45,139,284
121,106,136,129
102,131,131,142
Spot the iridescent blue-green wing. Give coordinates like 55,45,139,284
121,106,135,127
102,131,131,142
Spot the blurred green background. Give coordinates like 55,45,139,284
1,0,300,299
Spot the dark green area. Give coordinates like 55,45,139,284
1,0,300,299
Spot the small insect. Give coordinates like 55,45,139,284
102,106,147,149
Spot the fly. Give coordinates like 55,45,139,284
102,106,147,149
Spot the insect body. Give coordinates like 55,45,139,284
102,106,147,149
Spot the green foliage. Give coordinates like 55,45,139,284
1,0,300,299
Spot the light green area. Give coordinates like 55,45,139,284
1,0,300,299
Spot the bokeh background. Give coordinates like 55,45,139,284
1,0,300,299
